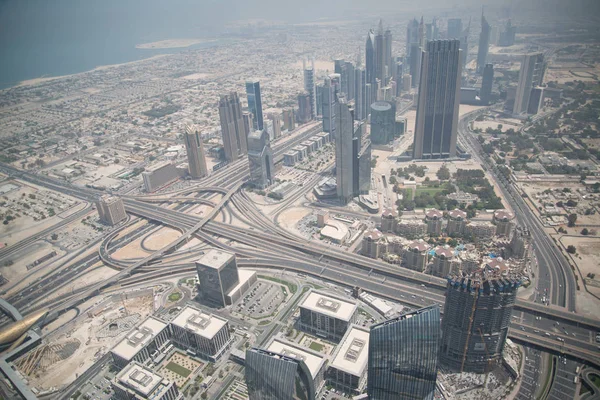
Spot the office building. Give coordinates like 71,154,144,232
184,125,208,179
112,362,182,400
447,18,462,39
142,161,178,192
282,108,295,131
110,317,170,369
299,289,358,341
297,92,312,123
370,101,396,145
355,124,372,197
498,19,517,46
219,92,248,162
402,240,429,272
368,306,441,400
374,20,392,84
409,43,422,89
170,305,232,361
441,277,520,373
425,209,443,235
528,87,545,115
476,12,491,74
480,63,494,105
246,347,316,400
513,52,545,115
354,62,367,121
509,226,531,259
493,209,515,237
336,101,355,204
406,18,420,57
269,113,282,139
327,325,370,394
413,40,462,159
195,250,240,307
246,81,264,131
366,29,376,85
446,209,468,236
335,59,355,101
322,77,336,137
96,195,127,226
247,130,275,188
243,112,253,138
392,60,404,97
304,59,317,119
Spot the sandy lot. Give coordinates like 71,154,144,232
111,236,150,260
277,207,311,234
143,227,181,251
560,236,600,298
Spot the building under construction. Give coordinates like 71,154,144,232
440,276,520,373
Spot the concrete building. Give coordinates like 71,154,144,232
431,246,456,278
269,113,282,139
320,219,350,244
195,250,240,307
480,64,494,105
227,269,258,305
299,290,358,341
283,151,299,166
142,161,178,193
297,92,312,124
476,12,491,74
110,317,170,369
425,209,443,235
246,81,264,131
327,325,370,395
509,226,531,259
282,108,295,131
219,92,248,162
513,53,545,115
447,18,463,39
441,277,520,373
317,210,329,228
381,209,398,233
370,102,396,145
184,125,208,179
493,209,515,237
447,209,468,236
396,218,427,237
413,40,461,159
112,362,182,400
402,240,429,272
304,59,317,120
247,129,275,188
322,77,336,137
96,195,127,226
498,19,517,47
465,221,496,240
458,251,483,274
362,229,385,259
336,101,355,204
170,305,231,362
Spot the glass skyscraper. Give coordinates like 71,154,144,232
246,81,264,131
367,305,441,400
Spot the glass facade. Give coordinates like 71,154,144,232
368,305,441,400
246,81,264,131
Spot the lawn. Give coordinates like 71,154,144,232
165,362,192,378
590,374,600,389
168,292,182,302
415,186,445,196
258,275,297,293
309,341,324,352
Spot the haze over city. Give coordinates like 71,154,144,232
0,0,599,399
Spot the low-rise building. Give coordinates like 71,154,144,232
112,362,182,400
110,317,170,369
327,325,370,395
299,290,358,341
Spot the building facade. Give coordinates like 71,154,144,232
112,362,182,400
142,162,179,193
370,102,396,145
476,12,491,74
184,125,208,179
481,64,494,105
96,195,127,226
195,250,240,307
336,101,355,204
299,290,358,342
513,53,545,115
110,317,170,369
327,325,370,395
246,81,264,131
247,130,275,188
304,59,317,120
219,92,248,162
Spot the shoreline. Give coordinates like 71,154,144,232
135,38,216,49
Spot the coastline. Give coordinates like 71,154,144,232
135,38,216,49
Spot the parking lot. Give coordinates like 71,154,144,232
233,281,286,319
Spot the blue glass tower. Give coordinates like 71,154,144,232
367,305,441,400
246,80,264,131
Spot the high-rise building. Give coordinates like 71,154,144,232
315,84,324,116
184,125,208,179
370,101,396,145
498,19,517,47
406,18,420,57
335,59,355,100
282,108,295,131
513,52,545,115
441,276,520,373
413,40,462,159
195,250,240,307
247,129,274,188
384,28,393,82
112,362,182,400
461,18,471,69
110,316,170,369
476,11,491,74
245,81,264,131
481,63,494,105
447,18,463,39
409,44,421,89
322,77,337,137
392,59,403,97
303,59,317,119
354,60,367,121
299,289,358,341
327,325,370,395
336,101,354,204
375,20,387,84
366,29,376,85
246,348,316,400
269,113,282,139
297,92,312,124
368,305,441,400
418,16,426,48
142,162,179,193
219,92,248,162
96,195,127,226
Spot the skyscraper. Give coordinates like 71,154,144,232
513,52,545,115
247,129,274,188
498,19,517,47
246,348,315,400
246,81,264,131
297,92,312,124
184,124,208,179
368,305,441,400
196,250,240,307
440,277,520,373
303,59,317,120
384,27,393,82
447,18,463,39
366,29,376,85
218,92,248,162
409,43,422,88
461,19,470,69
476,11,491,74
375,20,386,84
322,77,337,137
413,40,462,159
481,63,494,105
406,18,419,57
354,53,367,121
370,101,396,145
335,59,355,100
336,101,354,204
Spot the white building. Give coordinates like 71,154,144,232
112,362,182,400
327,325,370,394
110,317,170,369
299,290,358,341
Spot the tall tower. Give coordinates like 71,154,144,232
447,18,463,39
303,58,317,120
461,17,471,69
418,16,426,47
375,20,386,84
481,63,494,105
365,29,376,85
245,81,264,131
336,101,355,204
406,18,419,57
476,10,491,74
384,27,393,82
184,124,208,179
513,53,545,115
218,92,248,162
441,276,520,373
368,306,441,400
413,40,462,160
322,77,337,137
247,129,274,188
354,48,367,121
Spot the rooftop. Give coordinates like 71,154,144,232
145,161,173,172
116,362,165,396
227,269,256,298
425,209,443,220
494,209,515,221
364,229,383,241
111,317,167,361
171,305,228,339
196,249,235,270
266,339,325,379
300,290,357,321
409,240,429,252
320,220,349,242
329,326,370,377
448,209,467,219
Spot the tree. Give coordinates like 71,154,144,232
567,214,578,227
389,176,397,185
51,233,58,240
581,228,589,235
566,199,578,207
437,165,450,180
567,245,576,254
